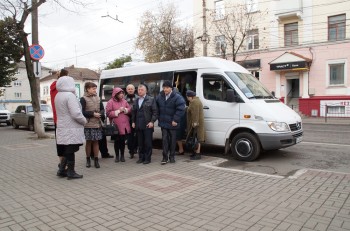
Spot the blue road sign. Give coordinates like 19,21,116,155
29,44,45,61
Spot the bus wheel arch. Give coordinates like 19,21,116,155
229,128,261,161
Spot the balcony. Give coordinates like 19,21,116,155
275,0,303,21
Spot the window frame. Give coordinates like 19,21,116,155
284,22,298,47
246,29,259,50
326,59,347,87
215,35,226,55
328,14,346,41
215,0,225,20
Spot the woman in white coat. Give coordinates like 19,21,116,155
55,76,87,179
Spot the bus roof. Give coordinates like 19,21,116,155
100,57,249,79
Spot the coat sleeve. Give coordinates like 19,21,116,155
125,101,132,115
131,99,137,123
99,101,105,122
172,95,186,123
69,94,87,125
105,100,115,119
80,97,94,118
151,97,158,123
191,100,201,124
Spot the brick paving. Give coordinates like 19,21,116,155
0,126,349,231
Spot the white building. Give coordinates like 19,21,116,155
0,61,51,112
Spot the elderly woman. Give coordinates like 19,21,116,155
55,76,87,179
186,90,205,160
106,87,131,163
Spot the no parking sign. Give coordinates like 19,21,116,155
29,44,45,61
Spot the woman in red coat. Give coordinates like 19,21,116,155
106,87,131,163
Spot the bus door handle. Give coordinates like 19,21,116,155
203,106,209,110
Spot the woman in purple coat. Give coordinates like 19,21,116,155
106,87,131,163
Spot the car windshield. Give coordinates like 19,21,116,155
0,105,6,110
27,105,52,113
225,72,274,99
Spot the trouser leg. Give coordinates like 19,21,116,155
144,129,153,162
161,128,170,160
168,129,177,161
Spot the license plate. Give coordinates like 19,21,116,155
296,136,303,143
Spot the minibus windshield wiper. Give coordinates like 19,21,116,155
253,95,274,99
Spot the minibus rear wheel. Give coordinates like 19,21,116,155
231,132,260,161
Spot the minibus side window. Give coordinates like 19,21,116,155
174,71,197,103
203,75,230,101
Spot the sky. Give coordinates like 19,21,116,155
24,0,195,71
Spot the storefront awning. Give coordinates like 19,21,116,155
269,52,312,71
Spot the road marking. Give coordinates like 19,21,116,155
200,159,285,179
300,141,350,147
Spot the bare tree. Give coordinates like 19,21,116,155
0,0,88,138
208,2,266,61
135,3,194,63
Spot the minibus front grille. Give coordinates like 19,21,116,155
292,132,303,138
289,122,302,131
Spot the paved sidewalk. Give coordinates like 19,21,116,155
302,117,350,125
0,126,349,231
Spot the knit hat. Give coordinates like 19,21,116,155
186,90,196,97
162,80,172,88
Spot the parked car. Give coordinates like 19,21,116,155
0,105,11,126
10,104,55,131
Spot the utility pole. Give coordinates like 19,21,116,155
202,0,208,56
31,0,40,104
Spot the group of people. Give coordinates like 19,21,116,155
51,70,205,180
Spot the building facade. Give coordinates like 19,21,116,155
40,65,100,106
193,0,350,117
0,61,51,112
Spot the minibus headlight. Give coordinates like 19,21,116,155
267,122,290,132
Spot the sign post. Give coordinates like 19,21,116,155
29,44,45,78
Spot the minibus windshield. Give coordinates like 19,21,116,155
226,72,274,99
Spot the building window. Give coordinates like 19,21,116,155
14,81,22,86
284,22,298,46
247,29,259,50
328,14,346,41
329,63,345,85
215,35,226,55
246,0,258,13
14,92,22,98
327,106,345,115
215,0,225,20
43,86,49,96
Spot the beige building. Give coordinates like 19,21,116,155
193,0,350,117
40,65,100,106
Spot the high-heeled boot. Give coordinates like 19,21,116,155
94,157,100,168
57,157,67,177
86,157,91,168
120,152,125,162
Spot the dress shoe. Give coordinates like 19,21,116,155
143,160,150,164
102,154,114,158
136,159,143,164
169,158,175,163
161,158,168,165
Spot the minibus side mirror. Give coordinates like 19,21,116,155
226,89,237,102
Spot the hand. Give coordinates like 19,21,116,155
132,122,135,128
147,122,154,128
115,110,120,116
119,107,125,112
172,121,178,126
192,122,199,127
94,112,101,118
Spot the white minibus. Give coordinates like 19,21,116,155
99,57,303,161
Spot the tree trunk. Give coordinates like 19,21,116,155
21,32,49,138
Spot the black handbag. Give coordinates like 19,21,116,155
185,127,199,150
101,119,119,136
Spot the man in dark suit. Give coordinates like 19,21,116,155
131,84,158,164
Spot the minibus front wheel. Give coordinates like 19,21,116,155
231,132,260,161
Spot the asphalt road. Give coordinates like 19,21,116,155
210,123,350,177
